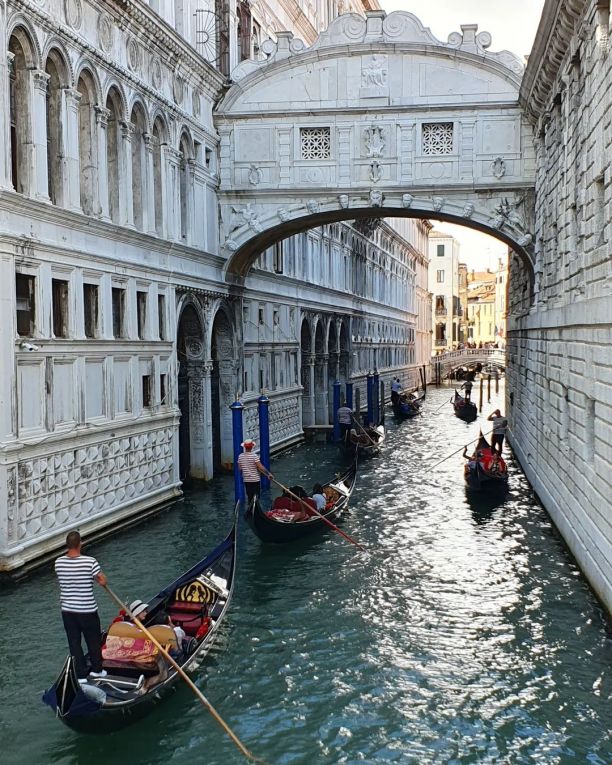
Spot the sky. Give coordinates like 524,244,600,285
380,0,545,270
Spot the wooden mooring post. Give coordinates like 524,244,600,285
479,378,484,412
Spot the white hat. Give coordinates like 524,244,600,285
241,439,256,448
128,599,149,619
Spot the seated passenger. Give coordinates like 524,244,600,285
128,599,186,652
311,484,326,512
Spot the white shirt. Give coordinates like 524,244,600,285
391,380,402,393
238,451,260,482
337,406,353,425
312,493,326,510
491,416,508,435
55,554,101,613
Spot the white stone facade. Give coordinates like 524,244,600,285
0,0,425,571
509,0,612,613
428,232,461,351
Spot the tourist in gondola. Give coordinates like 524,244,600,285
311,483,326,511
487,409,508,454
54,530,108,684
237,439,272,503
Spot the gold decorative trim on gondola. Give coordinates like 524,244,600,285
174,576,216,604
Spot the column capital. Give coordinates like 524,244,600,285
163,145,182,164
94,105,111,127
31,69,50,93
63,87,82,108
120,120,135,140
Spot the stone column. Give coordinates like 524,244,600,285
0,253,16,439
315,353,329,424
301,354,316,427
0,53,14,189
95,105,111,220
119,120,134,227
63,87,82,211
30,69,51,201
144,132,156,235
164,146,181,241
187,360,213,481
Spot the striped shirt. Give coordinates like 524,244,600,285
238,452,261,482
55,554,101,613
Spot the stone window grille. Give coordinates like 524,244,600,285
300,127,331,160
422,122,454,155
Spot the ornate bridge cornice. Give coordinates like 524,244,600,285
220,189,535,280
519,0,588,121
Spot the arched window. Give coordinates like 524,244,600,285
130,103,147,230
45,50,68,206
105,87,122,222
151,117,165,235
8,30,34,194
77,70,97,214
178,133,191,241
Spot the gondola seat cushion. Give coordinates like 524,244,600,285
167,604,209,637
102,623,177,667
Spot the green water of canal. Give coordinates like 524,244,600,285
0,383,610,765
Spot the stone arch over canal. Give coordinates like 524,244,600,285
216,11,537,288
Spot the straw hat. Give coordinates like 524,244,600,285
128,599,149,618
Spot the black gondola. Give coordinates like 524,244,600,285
348,423,385,456
464,432,509,490
42,509,238,733
246,460,357,544
452,390,478,422
393,389,424,419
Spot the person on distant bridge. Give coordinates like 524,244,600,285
487,410,508,455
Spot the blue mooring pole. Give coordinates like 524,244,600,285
332,380,341,442
345,381,354,409
366,372,374,425
230,400,245,503
258,394,271,490
373,370,380,425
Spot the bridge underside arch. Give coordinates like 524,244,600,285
216,10,536,284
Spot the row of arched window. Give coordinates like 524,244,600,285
7,25,203,242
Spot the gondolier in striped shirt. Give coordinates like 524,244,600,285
237,439,272,503
55,530,107,683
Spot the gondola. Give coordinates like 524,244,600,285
348,423,385,456
42,508,238,733
393,389,424,419
245,459,357,543
464,432,508,490
452,390,478,422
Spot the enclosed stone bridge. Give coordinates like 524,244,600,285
432,348,506,378
215,10,536,283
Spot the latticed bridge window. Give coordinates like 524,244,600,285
422,122,454,155
300,127,331,160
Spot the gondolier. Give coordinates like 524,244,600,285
54,530,107,683
336,401,353,441
487,409,508,454
391,377,402,405
237,439,271,502
460,379,473,402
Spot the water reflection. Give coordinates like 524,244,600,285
1,383,610,765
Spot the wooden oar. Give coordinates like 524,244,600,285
269,476,366,551
423,428,495,474
350,415,379,448
103,585,267,765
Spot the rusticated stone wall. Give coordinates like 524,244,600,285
510,0,612,614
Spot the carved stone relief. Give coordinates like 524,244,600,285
491,157,506,179
369,189,383,207
98,13,113,53
248,164,262,186
369,161,382,183
402,193,414,208
151,57,163,90
64,0,82,30
364,125,385,158
127,38,141,73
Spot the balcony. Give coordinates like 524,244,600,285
435,308,447,316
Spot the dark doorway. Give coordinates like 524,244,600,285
211,309,234,471
176,304,203,482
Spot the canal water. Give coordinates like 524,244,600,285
0,383,610,765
